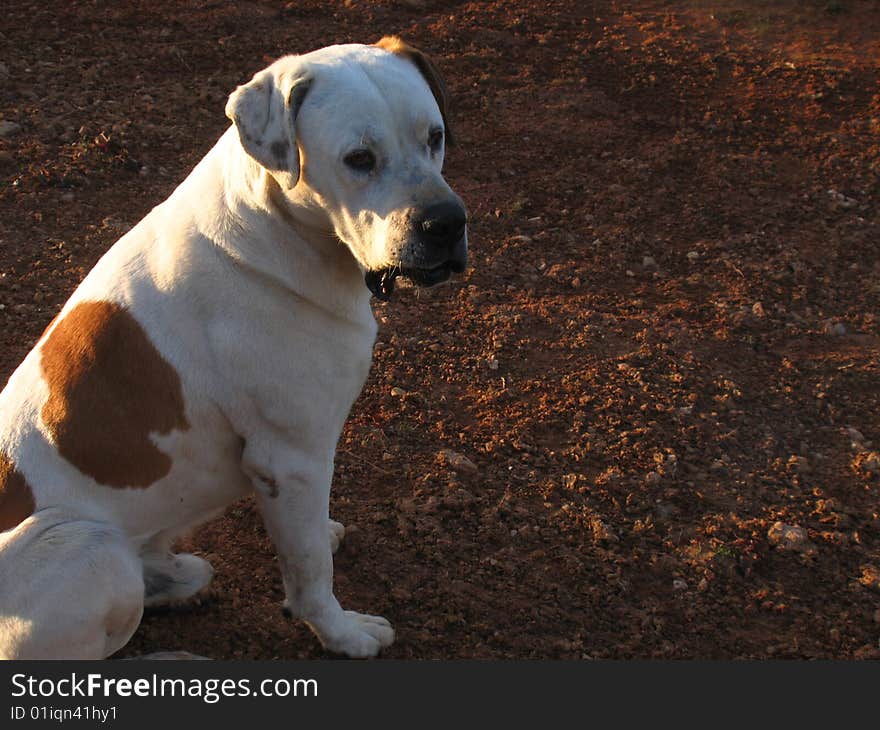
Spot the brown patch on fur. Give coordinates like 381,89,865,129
0,452,35,531
40,301,190,488
39,312,62,340
375,35,455,145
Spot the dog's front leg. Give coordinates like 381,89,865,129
245,450,394,658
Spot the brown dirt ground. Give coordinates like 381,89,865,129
1,0,879,659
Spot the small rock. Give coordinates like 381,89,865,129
561,473,578,490
846,427,865,444
592,519,618,543
437,449,478,475
642,255,657,269
390,386,407,397
488,358,499,370
673,578,688,592
823,319,847,336
864,453,880,473
686,251,700,262
654,502,679,520
827,189,858,209
752,301,765,318
859,565,880,592
790,455,811,475
767,522,817,555
0,121,21,137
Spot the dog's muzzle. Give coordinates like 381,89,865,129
365,201,468,301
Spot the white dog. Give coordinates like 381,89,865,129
0,36,467,659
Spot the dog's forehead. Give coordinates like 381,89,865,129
284,44,442,134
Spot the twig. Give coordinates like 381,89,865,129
338,449,392,475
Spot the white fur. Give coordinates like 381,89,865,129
0,42,465,659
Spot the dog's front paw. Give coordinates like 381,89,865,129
315,611,394,658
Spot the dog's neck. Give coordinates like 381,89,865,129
189,129,374,327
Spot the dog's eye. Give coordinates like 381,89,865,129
344,149,376,173
428,128,444,152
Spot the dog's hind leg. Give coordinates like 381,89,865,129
0,508,144,659
328,519,345,554
141,530,214,608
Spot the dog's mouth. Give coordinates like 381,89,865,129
365,259,465,301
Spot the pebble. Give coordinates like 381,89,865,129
642,255,657,269
790,455,811,475
823,319,847,336
846,427,865,444
390,386,407,397
686,251,700,262
673,578,688,592
0,121,21,137
859,565,880,591
654,502,679,520
488,358,499,370
592,520,618,543
827,189,858,209
437,449,478,474
767,522,817,555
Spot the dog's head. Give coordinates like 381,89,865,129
225,37,467,300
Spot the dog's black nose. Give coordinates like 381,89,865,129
417,201,467,248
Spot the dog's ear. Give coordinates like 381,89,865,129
225,69,312,189
375,36,455,146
